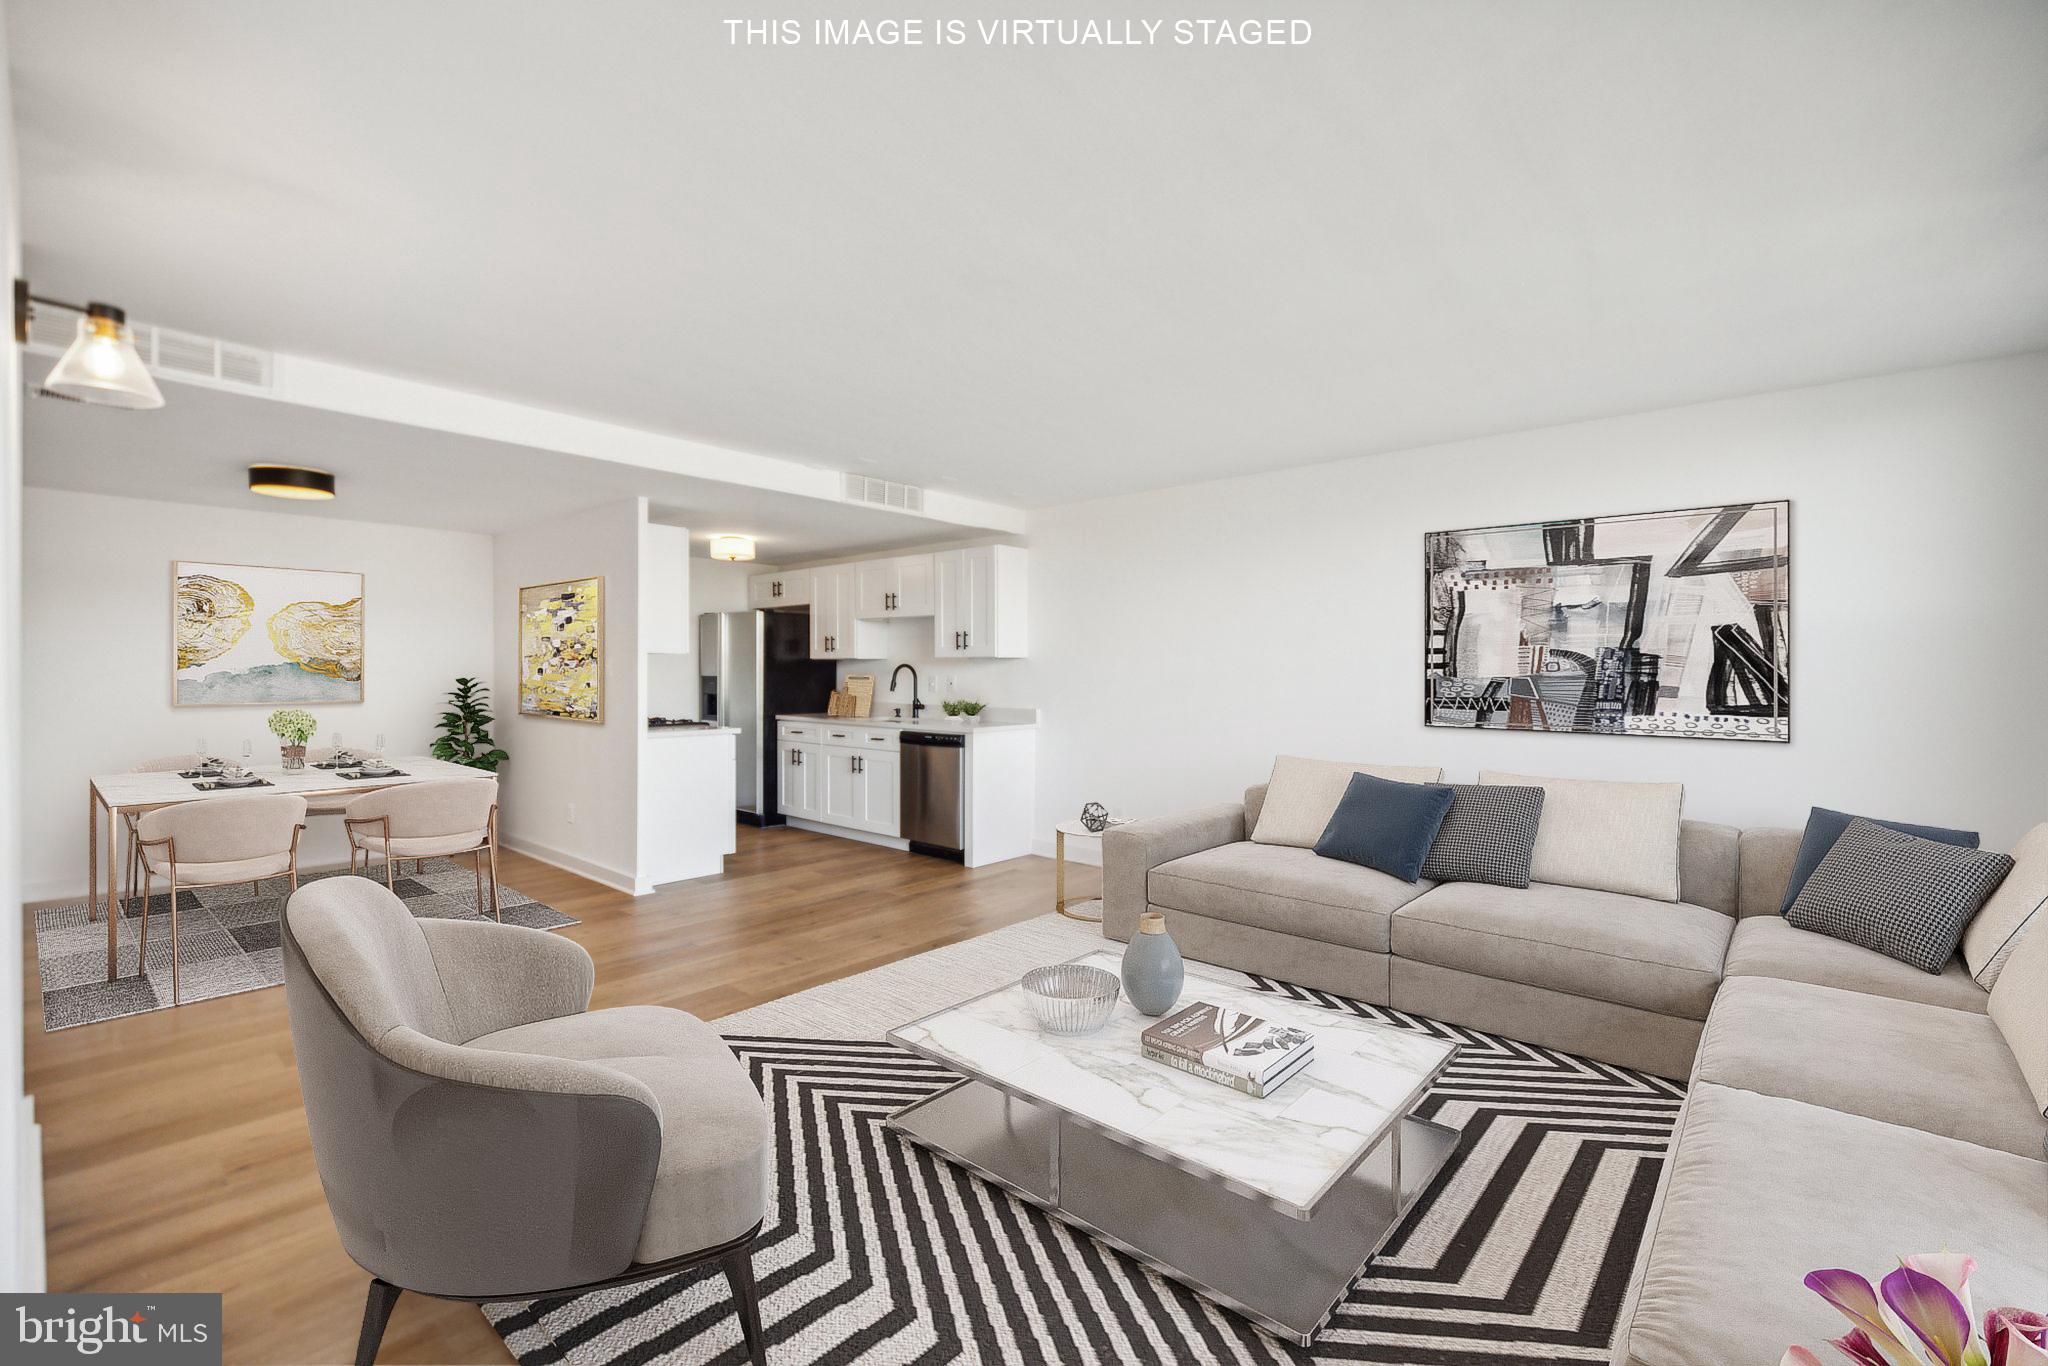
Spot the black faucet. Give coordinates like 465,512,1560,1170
890,663,925,719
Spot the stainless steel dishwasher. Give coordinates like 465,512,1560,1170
899,730,966,860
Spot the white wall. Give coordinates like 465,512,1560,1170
492,498,644,889
19,488,496,898
0,23,42,1290
1021,353,2048,853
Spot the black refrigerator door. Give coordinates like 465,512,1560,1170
758,610,838,825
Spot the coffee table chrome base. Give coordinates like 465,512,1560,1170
887,1078,1459,1347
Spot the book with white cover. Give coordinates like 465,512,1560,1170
1140,1001,1314,1084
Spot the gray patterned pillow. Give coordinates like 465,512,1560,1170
1787,817,2015,973
1420,785,1546,888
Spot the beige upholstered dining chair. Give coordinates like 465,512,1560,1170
132,793,308,1005
106,753,207,923
343,780,501,919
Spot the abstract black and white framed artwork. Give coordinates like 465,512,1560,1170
1424,501,1789,742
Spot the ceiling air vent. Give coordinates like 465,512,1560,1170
24,306,274,392
842,472,925,514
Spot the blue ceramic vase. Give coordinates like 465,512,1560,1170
1121,912,1185,1017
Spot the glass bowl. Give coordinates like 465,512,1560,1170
1020,963,1120,1035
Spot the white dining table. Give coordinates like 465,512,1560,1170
85,756,498,982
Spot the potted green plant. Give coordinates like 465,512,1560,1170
432,677,509,772
267,708,317,770
941,699,987,726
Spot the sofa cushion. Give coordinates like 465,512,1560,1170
1786,817,2013,973
1721,914,1987,1013
1965,822,2048,989
1250,755,1445,848
1418,784,1544,888
472,1005,772,1261
1988,909,2048,1119
1479,770,1683,901
1778,804,1979,913
1612,1083,2048,1366
1696,975,2047,1158
1149,842,1430,954
1314,772,1455,882
1390,881,1730,1019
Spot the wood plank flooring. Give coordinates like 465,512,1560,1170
21,824,1065,1365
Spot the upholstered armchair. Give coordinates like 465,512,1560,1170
343,779,500,916
281,877,771,1365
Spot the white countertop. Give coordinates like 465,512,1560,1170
778,712,1037,732
645,724,740,736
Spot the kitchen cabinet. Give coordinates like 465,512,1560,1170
809,565,884,659
855,554,935,619
787,723,900,836
639,524,691,654
776,739,822,819
748,571,811,608
934,544,1028,658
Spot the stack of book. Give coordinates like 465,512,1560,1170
1140,1001,1314,1098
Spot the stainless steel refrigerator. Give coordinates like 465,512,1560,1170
698,609,838,825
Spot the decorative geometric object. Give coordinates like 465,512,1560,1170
1425,501,1790,742
518,576,605,722
1079,801,1110,833
173,560,363,706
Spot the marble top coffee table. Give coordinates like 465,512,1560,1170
887,950,1459,1345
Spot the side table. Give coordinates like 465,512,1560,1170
1053,818,1119,923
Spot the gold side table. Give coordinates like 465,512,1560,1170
1054,818,1115,923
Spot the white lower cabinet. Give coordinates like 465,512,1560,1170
777,740,822,820
780,725,900,837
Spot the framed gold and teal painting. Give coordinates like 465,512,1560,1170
518,576,605,722
173,560,364,706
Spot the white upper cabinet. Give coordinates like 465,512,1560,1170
748,570,811,608
934,545,1028,658
854,554,936,619
809,565,885,660
640,523,691,654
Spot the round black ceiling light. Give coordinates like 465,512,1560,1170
247,464,336,500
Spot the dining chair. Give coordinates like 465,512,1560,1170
343,781,501,919
132,793,308,1005
282,876,771,1366
104,753,206,923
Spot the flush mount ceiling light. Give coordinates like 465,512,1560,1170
248,465,337,500
13,279,165,409
709,534,757,562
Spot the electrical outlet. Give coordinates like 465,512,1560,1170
567,802,576,824
944,675,957,690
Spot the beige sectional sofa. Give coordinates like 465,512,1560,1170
1103,776,2048,1366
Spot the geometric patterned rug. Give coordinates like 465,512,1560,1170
485,971,1683,1365
34,861,577,1031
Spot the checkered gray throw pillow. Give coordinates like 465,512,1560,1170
1420,785,1546,888
1787,817,2015,973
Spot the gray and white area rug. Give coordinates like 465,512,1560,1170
487,917,1683,1365
35,861,577,1031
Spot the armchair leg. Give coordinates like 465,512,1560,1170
720,1246,767,1365
354,1278,402,1366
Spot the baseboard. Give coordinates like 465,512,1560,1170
496,836,641,896
25,855,365,911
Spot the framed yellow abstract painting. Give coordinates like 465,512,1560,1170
518,576,605,722
173,560,364,706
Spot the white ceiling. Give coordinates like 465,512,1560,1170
9,1,2047,505
20,360,990,557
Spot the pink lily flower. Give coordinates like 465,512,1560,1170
1987,1308,2048,1366
1782,1349,1827,1366
1882,1265,1976,1366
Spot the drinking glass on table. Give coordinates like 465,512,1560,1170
370,734,387,766
195,736,210,766
240,739,253,764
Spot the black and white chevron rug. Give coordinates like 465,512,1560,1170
486,971,1683,1366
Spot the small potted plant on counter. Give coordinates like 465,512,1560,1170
267,708,317,770
941,699,987,726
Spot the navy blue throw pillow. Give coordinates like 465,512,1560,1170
1779,806,1979,914
1314,772,1456,883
